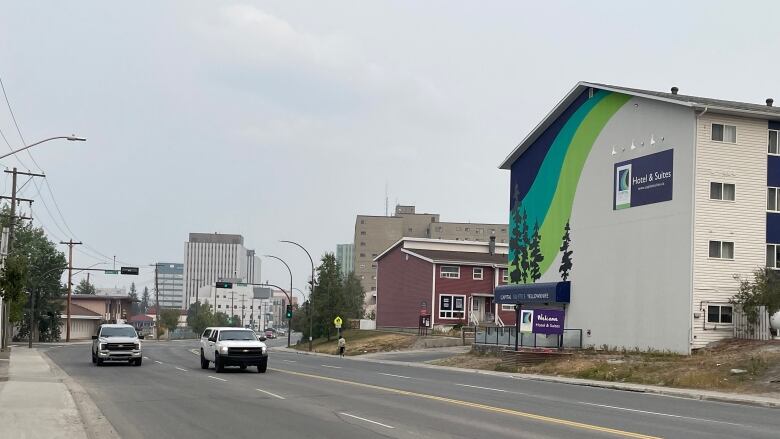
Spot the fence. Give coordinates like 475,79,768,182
473,326,583,349
733,305,772,340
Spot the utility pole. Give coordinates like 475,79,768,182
241,293,246,328
60,239,82,342
154,263,159,339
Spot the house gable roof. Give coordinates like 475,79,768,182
499,81,780,169
406,249,507,266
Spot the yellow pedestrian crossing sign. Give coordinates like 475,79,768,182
334,316,343,328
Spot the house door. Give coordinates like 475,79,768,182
484,297,494,323
472,297,485,322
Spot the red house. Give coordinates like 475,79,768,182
375,237,515,330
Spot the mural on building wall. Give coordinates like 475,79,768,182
508,90,631,283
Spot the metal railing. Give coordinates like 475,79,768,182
473,326,583,349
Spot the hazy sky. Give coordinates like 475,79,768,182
1,1,779,299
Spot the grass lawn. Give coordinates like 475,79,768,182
291,329,417,356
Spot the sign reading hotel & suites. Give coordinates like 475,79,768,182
613,149,673,210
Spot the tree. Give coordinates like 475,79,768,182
74,278,96,295
140,286,150,313
732,268,780,325
0,254,29,325
342,272,365,320
213,311,230,327
519,209,531,283
159,309,181,340
509,203,523,283
528,221,544,282
128,282,139,316
186,301,215,335
559,220,573,281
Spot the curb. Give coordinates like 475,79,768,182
0,347,10,382
272,347,780,409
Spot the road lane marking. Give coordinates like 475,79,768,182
256,388,285,399
321,365,341,369
143,356,149,359
270,368,660,439
578,402,744,426
340,412,394,429
208,376,227,382
154,360,164,364
378,373,412,379
455,383,507,393
281,359,296,363
175,367,187,372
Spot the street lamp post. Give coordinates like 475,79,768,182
0,135,86,161
262,255,293,348
280,240,316,351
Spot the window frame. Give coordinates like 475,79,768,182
769,129,780,155
709,181,735,202
438,294,466,320
706,304,734,325
708,240,734,260
711,123,737,143
501,304,515,312
439,266,460,279
768,187,780,212
767,243,780,269
502,269,509,282
472,267,484,280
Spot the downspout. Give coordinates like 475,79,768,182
689,105,707,353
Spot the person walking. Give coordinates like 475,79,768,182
337,335,346,358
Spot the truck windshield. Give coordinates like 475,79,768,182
218,330,256,341
100,327,137,338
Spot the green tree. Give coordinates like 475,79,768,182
159,308,181,340
509,186,523,283
74,278,96,295
519,209,530,283
140,286,150,313
342,272,365,320
732,268,780,325
0,254,29,325
128,282,139,316
313,253,342,341
559,220,573,281
213,311,230,327
187,301,215,334
528,221,544,283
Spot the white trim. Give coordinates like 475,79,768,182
438,294,466,320
374,237,510,262
710,123,737,144
704,303,734,326
707,240,735,260
439,266,460,279
472,267,484,280
431,265,436,326
769,129,780,155
501,304,515,311
767,186,780,212
708,181,736,202
400,249,434,263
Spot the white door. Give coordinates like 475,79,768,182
473,297,485,322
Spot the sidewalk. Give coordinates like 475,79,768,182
274,346,780,409
0,348,90,438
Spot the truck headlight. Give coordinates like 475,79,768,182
220,345,229,353
99,343,106,351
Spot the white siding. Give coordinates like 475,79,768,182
692,114,767,348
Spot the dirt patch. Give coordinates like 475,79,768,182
431,339,780,394
291,330,417,356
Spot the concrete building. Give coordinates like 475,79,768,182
353,205,508,315
182,233,261,309
336,244,354,277
194,284,272,330
155,262,184,309
375,237,509,330
497,81,780,354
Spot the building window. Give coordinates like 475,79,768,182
473,267,483,280
440,266,460,279
465,227,470,232
360,242,366,246
371,264,376,268
767,244,780,269
706,304,733,325
476,228,483,234
502,269,509,282
768,187,780,212
439,294,465,319
360,231,366,235
711,123,736,143
217,305,221,309
709,182,735,201
501,304,515,311
769,130,779,155
407,228,413,233
360,253,366,257
360,219,365,224
708,240,734,259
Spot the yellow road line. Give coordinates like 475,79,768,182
270,368,662,439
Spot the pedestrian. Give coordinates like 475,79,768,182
338,335,346,358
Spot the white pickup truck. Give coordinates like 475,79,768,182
200,327,268,373
91,324,143,366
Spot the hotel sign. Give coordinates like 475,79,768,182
614,149,674,210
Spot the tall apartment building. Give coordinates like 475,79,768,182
336,244,354,277
498,81,780,353
182,233,261,309
155,262,184,309
354,205,508,315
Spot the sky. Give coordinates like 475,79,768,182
1,0,779,299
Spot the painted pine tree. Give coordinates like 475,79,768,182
519,209,530,283
509,186,523,283
529,220,544,282
559,220,573,281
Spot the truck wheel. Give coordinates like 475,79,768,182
200,349,209,369
215,353,224,373
133,358,142,366
96,358,104,367
257,359,267,373
91,352,96,364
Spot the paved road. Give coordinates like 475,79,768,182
44,341,780,439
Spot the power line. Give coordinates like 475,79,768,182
0,76,40,171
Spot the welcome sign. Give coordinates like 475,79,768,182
613,149,674,210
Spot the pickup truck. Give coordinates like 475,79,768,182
200,327,268,373
92,324,143,366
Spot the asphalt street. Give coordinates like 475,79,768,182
43,340,780,439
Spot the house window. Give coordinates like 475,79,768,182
501,304,515,311
439,294,465,319
473,267,484,280
502,269,509,282
711,123,736,143
706,304,733,324
440,266,460,279
769,130,779,155
767,244,780,269
708,240,734,259
768,187,780,211
709,182,735,201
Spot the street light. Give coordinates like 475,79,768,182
262,255,294,348
0,135,86,161
280,240,316,351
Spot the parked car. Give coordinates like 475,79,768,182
91,324,144,366
264,329,276,339
200,327,268,373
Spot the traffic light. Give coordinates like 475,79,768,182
285,304,293,319
215,281,233,289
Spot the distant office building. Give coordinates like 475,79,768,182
155,262,184,309
353,205,508,315
336,244,354,277
182,233,262,309
195,284,272,330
